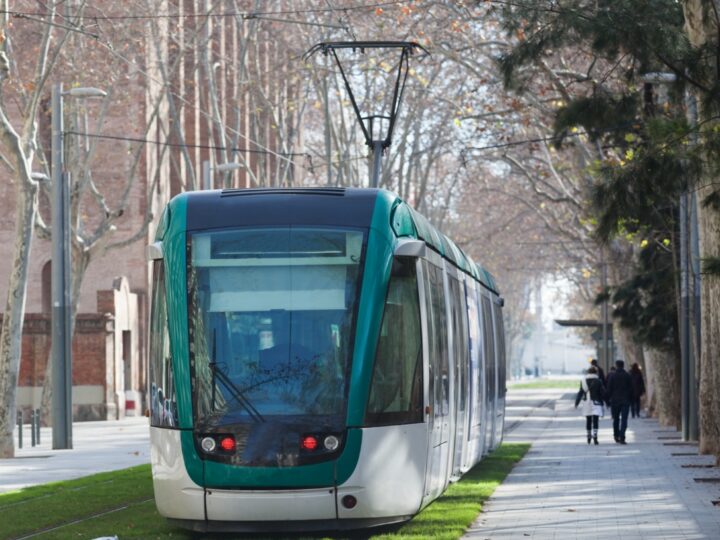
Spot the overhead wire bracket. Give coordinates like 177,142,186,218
304,41,429,150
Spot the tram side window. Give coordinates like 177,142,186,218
366,257,423,426
428,263,450,417
149,261,178,428
449,277,468,413
493,303,506,396
466,285,482,428
481,295,496,404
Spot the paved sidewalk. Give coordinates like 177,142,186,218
466,389,720,539
0,417,150,493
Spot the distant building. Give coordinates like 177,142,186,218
520,325,596,376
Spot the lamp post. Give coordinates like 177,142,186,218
641,72,700,441
201,160,244,190
51,83,106,450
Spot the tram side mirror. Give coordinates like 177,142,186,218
146,241,164,261
394,239,426,258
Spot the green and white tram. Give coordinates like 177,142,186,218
147,187,506,532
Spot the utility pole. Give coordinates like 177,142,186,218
686,89,700,442
51,84,107,450
51,83,72,450
601,249,610,375
324,54,332,187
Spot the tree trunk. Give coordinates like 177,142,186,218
643,347,657,417
0,183,38,458
645,347,681,428
681,0,720,465
697,181,720,458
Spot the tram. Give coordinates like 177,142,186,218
147,187,506,532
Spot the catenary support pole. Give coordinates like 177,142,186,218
51,83,72,450
686,90,700,441
681,191,690,441
202,160,212,190
601,250,609,375
370,141,383,188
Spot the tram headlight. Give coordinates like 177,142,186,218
323,435,340,451
200,436,217,453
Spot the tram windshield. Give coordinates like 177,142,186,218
187,226,364,465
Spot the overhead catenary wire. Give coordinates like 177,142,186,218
3,5,307,169
13,3,718,173
0,1,409,21
64,130,307,157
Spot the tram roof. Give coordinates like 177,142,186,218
172,187,498,293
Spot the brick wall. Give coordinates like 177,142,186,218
14,279,141,422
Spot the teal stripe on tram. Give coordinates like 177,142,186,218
163,194,192,430
346,191,397,427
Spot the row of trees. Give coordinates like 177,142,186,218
494,0,720,458
0,0,560,457
2,0,715,462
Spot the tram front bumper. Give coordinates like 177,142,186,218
205,486,336,522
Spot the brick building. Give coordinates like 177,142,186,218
3,1,305,422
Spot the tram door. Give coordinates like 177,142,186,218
465,281,485,465
422,260,451,501
492,300,507,445
481,293,497,452
449,274,469,479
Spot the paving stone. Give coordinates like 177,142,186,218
0,417,149,493
464,389,720,539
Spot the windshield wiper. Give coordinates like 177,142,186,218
210,330,264,423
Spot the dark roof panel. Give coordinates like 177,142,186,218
185,187,379,231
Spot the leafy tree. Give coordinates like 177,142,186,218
498,0,720,453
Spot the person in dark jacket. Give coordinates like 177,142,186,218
629,363,646,418
605,360,634,444
574,366,605,445
590,358,606,386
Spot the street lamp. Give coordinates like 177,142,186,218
201,160,244,190
51,83,107,450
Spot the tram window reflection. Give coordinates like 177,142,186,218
149,261,179,428
366,257,423,426
187,227,364,426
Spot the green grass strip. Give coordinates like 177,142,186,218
0,465,153,540
509,379,580,389
3,443,529,540
371,443,530,539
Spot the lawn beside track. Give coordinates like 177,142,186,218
0,443,529,540
508,378,580,390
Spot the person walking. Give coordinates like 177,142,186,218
629,363,646,418
590,358,606,386
574,366,605,445
606,360,634,444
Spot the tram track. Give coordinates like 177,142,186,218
503,392,573,435
12,497,153,540
503,397,554,435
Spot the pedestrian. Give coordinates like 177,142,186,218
605,359,634,444
574,366,605,445
590,358,606,385
629,362,646,418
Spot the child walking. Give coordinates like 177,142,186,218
574,366,606,444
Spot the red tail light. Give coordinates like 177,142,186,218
301,435,319,451
219,436,236,452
